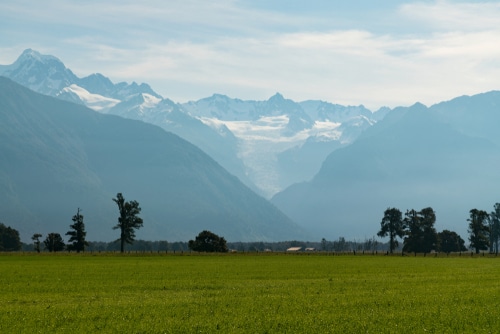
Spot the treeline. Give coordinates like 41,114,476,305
3,196,499,254
377,203,500,255
18,238,389,253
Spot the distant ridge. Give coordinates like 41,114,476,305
272,100,500,239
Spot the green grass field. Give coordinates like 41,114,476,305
1,253,499,333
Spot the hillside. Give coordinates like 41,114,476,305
0,77,308,242
272,101,500,240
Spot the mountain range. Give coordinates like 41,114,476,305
2,48,499,243
0,49,383,197
272,100,500,239
0,77,308,242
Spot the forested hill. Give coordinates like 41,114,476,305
0,77,308,242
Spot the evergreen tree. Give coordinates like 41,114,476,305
403,207,438,255
437,230,466,254
113,193,143,253
66,208,89,253
489,203,500,254
0,223,22,251
377,208,404,253
44,233,65,252
188,230,228,252
468,209,490,254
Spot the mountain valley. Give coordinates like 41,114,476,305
1,48,499,242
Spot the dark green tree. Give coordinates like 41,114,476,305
66,208,89,253
377,208,405,253
32,233,42,253
468,209,490,254
0,223,22,251
489,203,500,254
403,207,438,255
188,230,228,253
44,233,65,252
113,193,144,253
437,230,466,254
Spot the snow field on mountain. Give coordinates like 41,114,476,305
60,84,120,111
201,115,343,197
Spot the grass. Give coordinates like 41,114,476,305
1,253,500,333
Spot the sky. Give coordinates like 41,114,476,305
1,0,500,110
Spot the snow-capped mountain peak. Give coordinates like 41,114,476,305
17,48,60,64
0,48,78,96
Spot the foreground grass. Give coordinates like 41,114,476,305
1,253,499,333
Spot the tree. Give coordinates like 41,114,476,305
44,233,65,252
321,238,329,251
403,207,438,255
66,208,89,253
333,237,348,252
468,209,490,254
363,237,379,252
437,230,466,254
0,223,22,251
112,193,144,253
188,230,228,252
377,208,405,253
489,203,500,254
32,233,42,253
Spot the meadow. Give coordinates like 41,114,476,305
1,253,499,333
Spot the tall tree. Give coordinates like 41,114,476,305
468,209,490,254
377,208,405,253
403,207,438,255
489,203,500,254
437,230,466,254
66,208,89,253
0,223,22,251
113,193,144,253
44,233,65,252
32,233,42,253
188,230,228,252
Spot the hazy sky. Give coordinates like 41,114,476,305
2,0,500,110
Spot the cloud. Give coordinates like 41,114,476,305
2,1,500,109
399,1,500,31
99,24,499,108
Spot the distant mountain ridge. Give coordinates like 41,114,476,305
0,49,385,197
2,49,500,243
182,92,383,195
0,77,309,242
272,100,500,240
